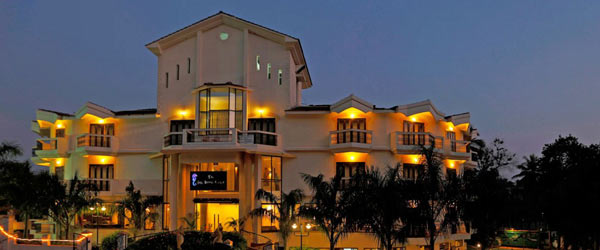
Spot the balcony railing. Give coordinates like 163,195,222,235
329,129,373,145
77,134,114,148
83,179,162,196
393,132,443,149
163,128,278,147
34,138,58,151
449,140,469,154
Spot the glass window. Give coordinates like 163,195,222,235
403,164,422,180
89,164,114,191
267,63,271,79
55,128,65,138
197,88,244,131
261,156,282,197
195,202,238,232
278,69,283,85
256,55,260,71
165,72,169,88
335,162,365,188
176,64,180,80
187,58,191,74
260,203,279,232
82,203,123,229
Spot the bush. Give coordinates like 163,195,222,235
101,232,125,250
125,231,246,250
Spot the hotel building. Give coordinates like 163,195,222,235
26,12,475,250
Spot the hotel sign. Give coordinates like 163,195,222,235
190,171,227,190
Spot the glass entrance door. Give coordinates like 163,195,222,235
195,202,239,232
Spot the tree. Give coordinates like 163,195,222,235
300,173,355,250
47,174,100,239
462,138,515,250
119,181,163,239
410,145,463,250
249,188,304,250
349,165,410,250
0,141,22,162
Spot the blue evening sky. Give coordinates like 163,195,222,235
2,1,600,176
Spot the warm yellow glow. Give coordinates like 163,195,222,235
266,205,273,211
1,225,91,243
339,107,366,119
450,162,455,168
56,123,63,128
258,109,265,115
411,117,417,122
178,110,188,117
145,208,150,213
306,223,312,229
334,152,367,162
98,119,105,124
413,157,419,163
449,126,454,131
292,223,298,229
101,206,106,211
100,158,106,163
55,159,62,165
89,207,95,211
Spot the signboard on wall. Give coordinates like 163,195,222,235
190,171,227,190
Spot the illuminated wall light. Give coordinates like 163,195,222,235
100,158,106,163
56,123,63,128
350,155,356,161
411,117,417,122
98,119,105,124
89,207,95,211
55,159,62,165
257,109,265,116
449,162,455,168
101,206,106,211
449,126,454,131
350,113,356,119
413,157,419,163
178,110,188,118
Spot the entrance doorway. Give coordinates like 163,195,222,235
195,201,239,232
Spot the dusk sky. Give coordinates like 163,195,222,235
2,1,600,177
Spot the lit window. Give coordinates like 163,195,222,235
165,72,169,88
187,58,191,74
176,64,180,80
267,63,271,79
256,56,260,71
278,69,283,85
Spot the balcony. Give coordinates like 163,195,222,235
163,128,280,152
76,133,118,154
32,138,59,158
446,140,471,159
391,132,443,154
329,129,373,152
84,179,162,196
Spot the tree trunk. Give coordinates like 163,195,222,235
23,213,29,239
330,241,336,250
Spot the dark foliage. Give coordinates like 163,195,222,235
124,231,246,250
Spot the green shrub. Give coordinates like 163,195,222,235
101,232,125,250
125,231,246,250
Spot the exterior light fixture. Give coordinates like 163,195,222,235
100,158,106,163
449,126,454,131
450,162,455,168
411,117,417,122
413,157,419,163
258,109,265,116
305,223,312,230
350,155,355,161
292,223,298,229
56,124,63,128
179,110,188,118
56,159,62,165
101,206,106,211
350,113,356,119
89,207,95,211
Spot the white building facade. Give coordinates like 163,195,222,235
27,12,475,250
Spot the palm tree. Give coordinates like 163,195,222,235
119,181,163,239
412,145,463,250
249,188,304,250
0,141,22,162
349,165,410,250
47,174,101,239
300,173,355,250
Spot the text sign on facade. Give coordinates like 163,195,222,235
190,171,227,190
